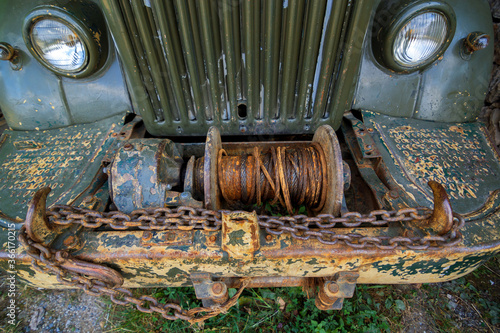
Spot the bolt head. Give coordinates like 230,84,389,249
123,143,133,150
211,282,225,296
265,234,273,241
326,282,339,294
209,235,217,242
0,43,14,61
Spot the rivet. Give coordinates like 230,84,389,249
142,231,152,241
123,143,133,150
389,190,400,199
209,235,217,242
265,234,273,241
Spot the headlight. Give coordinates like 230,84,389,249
23,7,105,78
31,18,87,72
375,2,456,73
393,11,448,67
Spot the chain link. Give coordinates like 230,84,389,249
19,205,465,322
46,205,464,250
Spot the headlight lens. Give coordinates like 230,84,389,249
31,18,87,72
393,11,448,67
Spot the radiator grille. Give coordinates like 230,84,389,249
103,0,371,136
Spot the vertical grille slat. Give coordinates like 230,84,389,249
241,0,259,122
311,0,350,123
295,0,327,121
129,0,173,123
174,0,207,124
280,0,306,121
220,0,240,123
327,0,371,127
199,0,224,122
263,0,282,123
151,0,192,124
118,0,163,122
103,0,369,136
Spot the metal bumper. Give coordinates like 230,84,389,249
2,197,499,289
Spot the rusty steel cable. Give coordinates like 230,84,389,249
217,144,328,214
18,204,465,323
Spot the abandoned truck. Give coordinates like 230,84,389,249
0,0,499,322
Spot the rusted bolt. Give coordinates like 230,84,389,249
209,235,217,242
265,234,273,241
367,128,374,133
388,190,400,199
211,282,225,296
364,144,373,151
326,282,339,294
167,233,175,241
358,129,366,136
142,231,152,241
123,143,133,150
111,132,118,137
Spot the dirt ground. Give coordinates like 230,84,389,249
2,286,110,333
1,1,500,333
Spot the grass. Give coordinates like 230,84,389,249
105,255,499,333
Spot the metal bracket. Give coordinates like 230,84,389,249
221,211,260,260
191,272,229,307
344,113,381,159
315,272,359,311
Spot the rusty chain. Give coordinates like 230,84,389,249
18,226,249,323
46,205,465,250
19,205,465,323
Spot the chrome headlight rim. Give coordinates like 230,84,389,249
23,7,99,78
381,1,456,73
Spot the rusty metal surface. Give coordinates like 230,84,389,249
109,139,183,213
316,272,359,310
363,111,500,216
191,273,229,307
0,114,123,228
344,113,382,159
212,145,328,213
3,181,498,292
222,211,260,260
312,125,344,215
426,181,454,235
341,119,415,211
25,187,59,245
203,127,222,210
11,183,496,322
18,224,250,323
38,200,463,251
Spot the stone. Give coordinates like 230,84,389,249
29,306,45,331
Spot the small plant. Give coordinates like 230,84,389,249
103,255,499,332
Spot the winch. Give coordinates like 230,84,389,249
109,125,349,215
